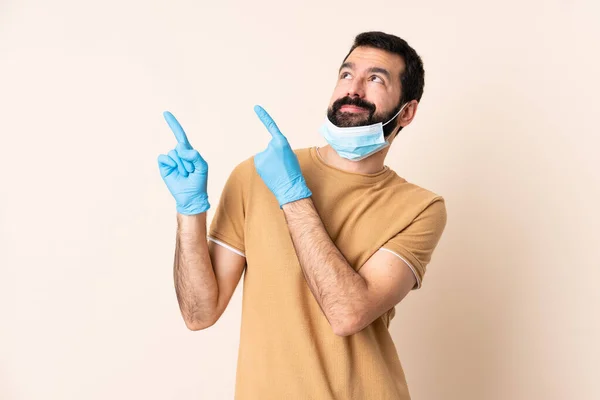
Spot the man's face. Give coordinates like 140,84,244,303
327,46,405,128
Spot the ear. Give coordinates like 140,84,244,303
388,100,419,144
398,100,419,128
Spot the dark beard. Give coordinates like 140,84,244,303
327,96,402,137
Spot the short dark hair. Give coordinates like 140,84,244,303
343,31,425,106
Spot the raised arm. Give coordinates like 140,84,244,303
158,111,245,330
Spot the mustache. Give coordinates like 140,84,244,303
331,96,376,115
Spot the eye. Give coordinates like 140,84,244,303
370,75,384,84
340,72,352,80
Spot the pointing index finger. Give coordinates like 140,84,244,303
254,105,284,139
163,111,192,149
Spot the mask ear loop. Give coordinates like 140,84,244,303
383,102,410,142
382,102,409,127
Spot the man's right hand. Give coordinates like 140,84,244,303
157,111,210,215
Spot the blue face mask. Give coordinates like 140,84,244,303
319,102,409,161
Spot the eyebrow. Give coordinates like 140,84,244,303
339,62,392,81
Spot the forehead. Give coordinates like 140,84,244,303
343,46,405,78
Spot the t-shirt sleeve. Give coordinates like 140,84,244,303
207,160,250,257
381,197,447,290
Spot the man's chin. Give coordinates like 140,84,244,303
334,113,370,127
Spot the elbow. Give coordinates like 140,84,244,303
186,319,216,331
331,315,364,337
185,315,218,331
332,325,355,337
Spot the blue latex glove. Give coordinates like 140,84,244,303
253,105,312,208
157,111,210,215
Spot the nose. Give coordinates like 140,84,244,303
347,77,366,98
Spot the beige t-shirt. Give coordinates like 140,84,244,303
208,147,447,400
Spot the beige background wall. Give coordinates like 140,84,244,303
1,0,598,399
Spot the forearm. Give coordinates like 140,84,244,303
174,213,219,329
282,198,368,332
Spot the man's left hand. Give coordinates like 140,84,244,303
253,105,312,208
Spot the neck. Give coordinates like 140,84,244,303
317,144,389,174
